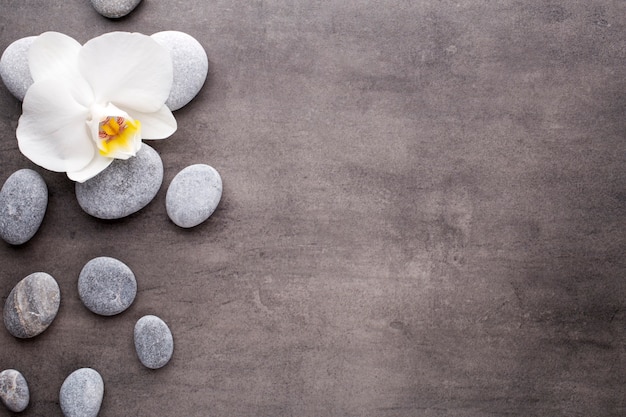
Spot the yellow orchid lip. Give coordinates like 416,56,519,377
97,115,141,157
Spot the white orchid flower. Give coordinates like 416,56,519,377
16,31,177,182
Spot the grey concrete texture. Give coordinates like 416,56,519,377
0,1,624,416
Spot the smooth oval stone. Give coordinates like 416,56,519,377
134,315,174,369
166,164,222,228
0,169,48,245
90,0,142,18
75,144,163,219
151,31,208,111
4,272,60,338
0,36,35,101
78,257,137,316
59,368,104,417
0,369,29,412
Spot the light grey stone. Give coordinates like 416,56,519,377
75,144,163,219
166,164,222,228
151,31,208,111
0,169,48,245
3,272,60,338
59,368,104,417
0,36,35,101
90,0,142,18
78,257,137,316
134,315,174,369
0,369,29,412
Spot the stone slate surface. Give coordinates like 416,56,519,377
0,1,624,416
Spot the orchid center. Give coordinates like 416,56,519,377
88,103,142,159
98,116,141,156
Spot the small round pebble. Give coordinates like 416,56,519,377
90,0,142,18
59,368,104,417
166,164,222,228
0,369,29,412
3,272,60,338
0,169,48,245
151,31,208,111
134,315,174,369
78,257,137,316
0,36,35,101
75,144,163,219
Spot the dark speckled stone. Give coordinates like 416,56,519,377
0,169,48,245
0,369,29,412
3,272,60,338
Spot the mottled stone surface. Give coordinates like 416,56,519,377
3,272,60,338
1,2,626,417
78,257,137,316
166,164,222,228
151,31,208,111
90,0,142,18
59,368,104,417
0,369,29,412
134,315,174,369
75,144,163,219
0,169,48,245
0,36,35,101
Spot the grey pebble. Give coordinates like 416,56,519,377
90,0,142,18
78,257,137,316
0,369,29,412
166,164,222,228
134,315,174,369
3,272,60,338
75,143,163,219
59,368,104,417
151,31,208,111
0,36,35,101
0,169,48,245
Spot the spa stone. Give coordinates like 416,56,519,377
90,0,142,18
78,257,137,316
0,169,48,245
134,315,174,369
0,369,29,412
151,31,208,111
4,272,60,338
166,164,222,228
0,36,35,101
75,144,163,220
59,368,104,417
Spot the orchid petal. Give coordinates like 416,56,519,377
124,105,177,139
67,155,114,183
79,32,173,112
17,79,95,173
29,32,81,82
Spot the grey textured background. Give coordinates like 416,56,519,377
0,1,625,416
